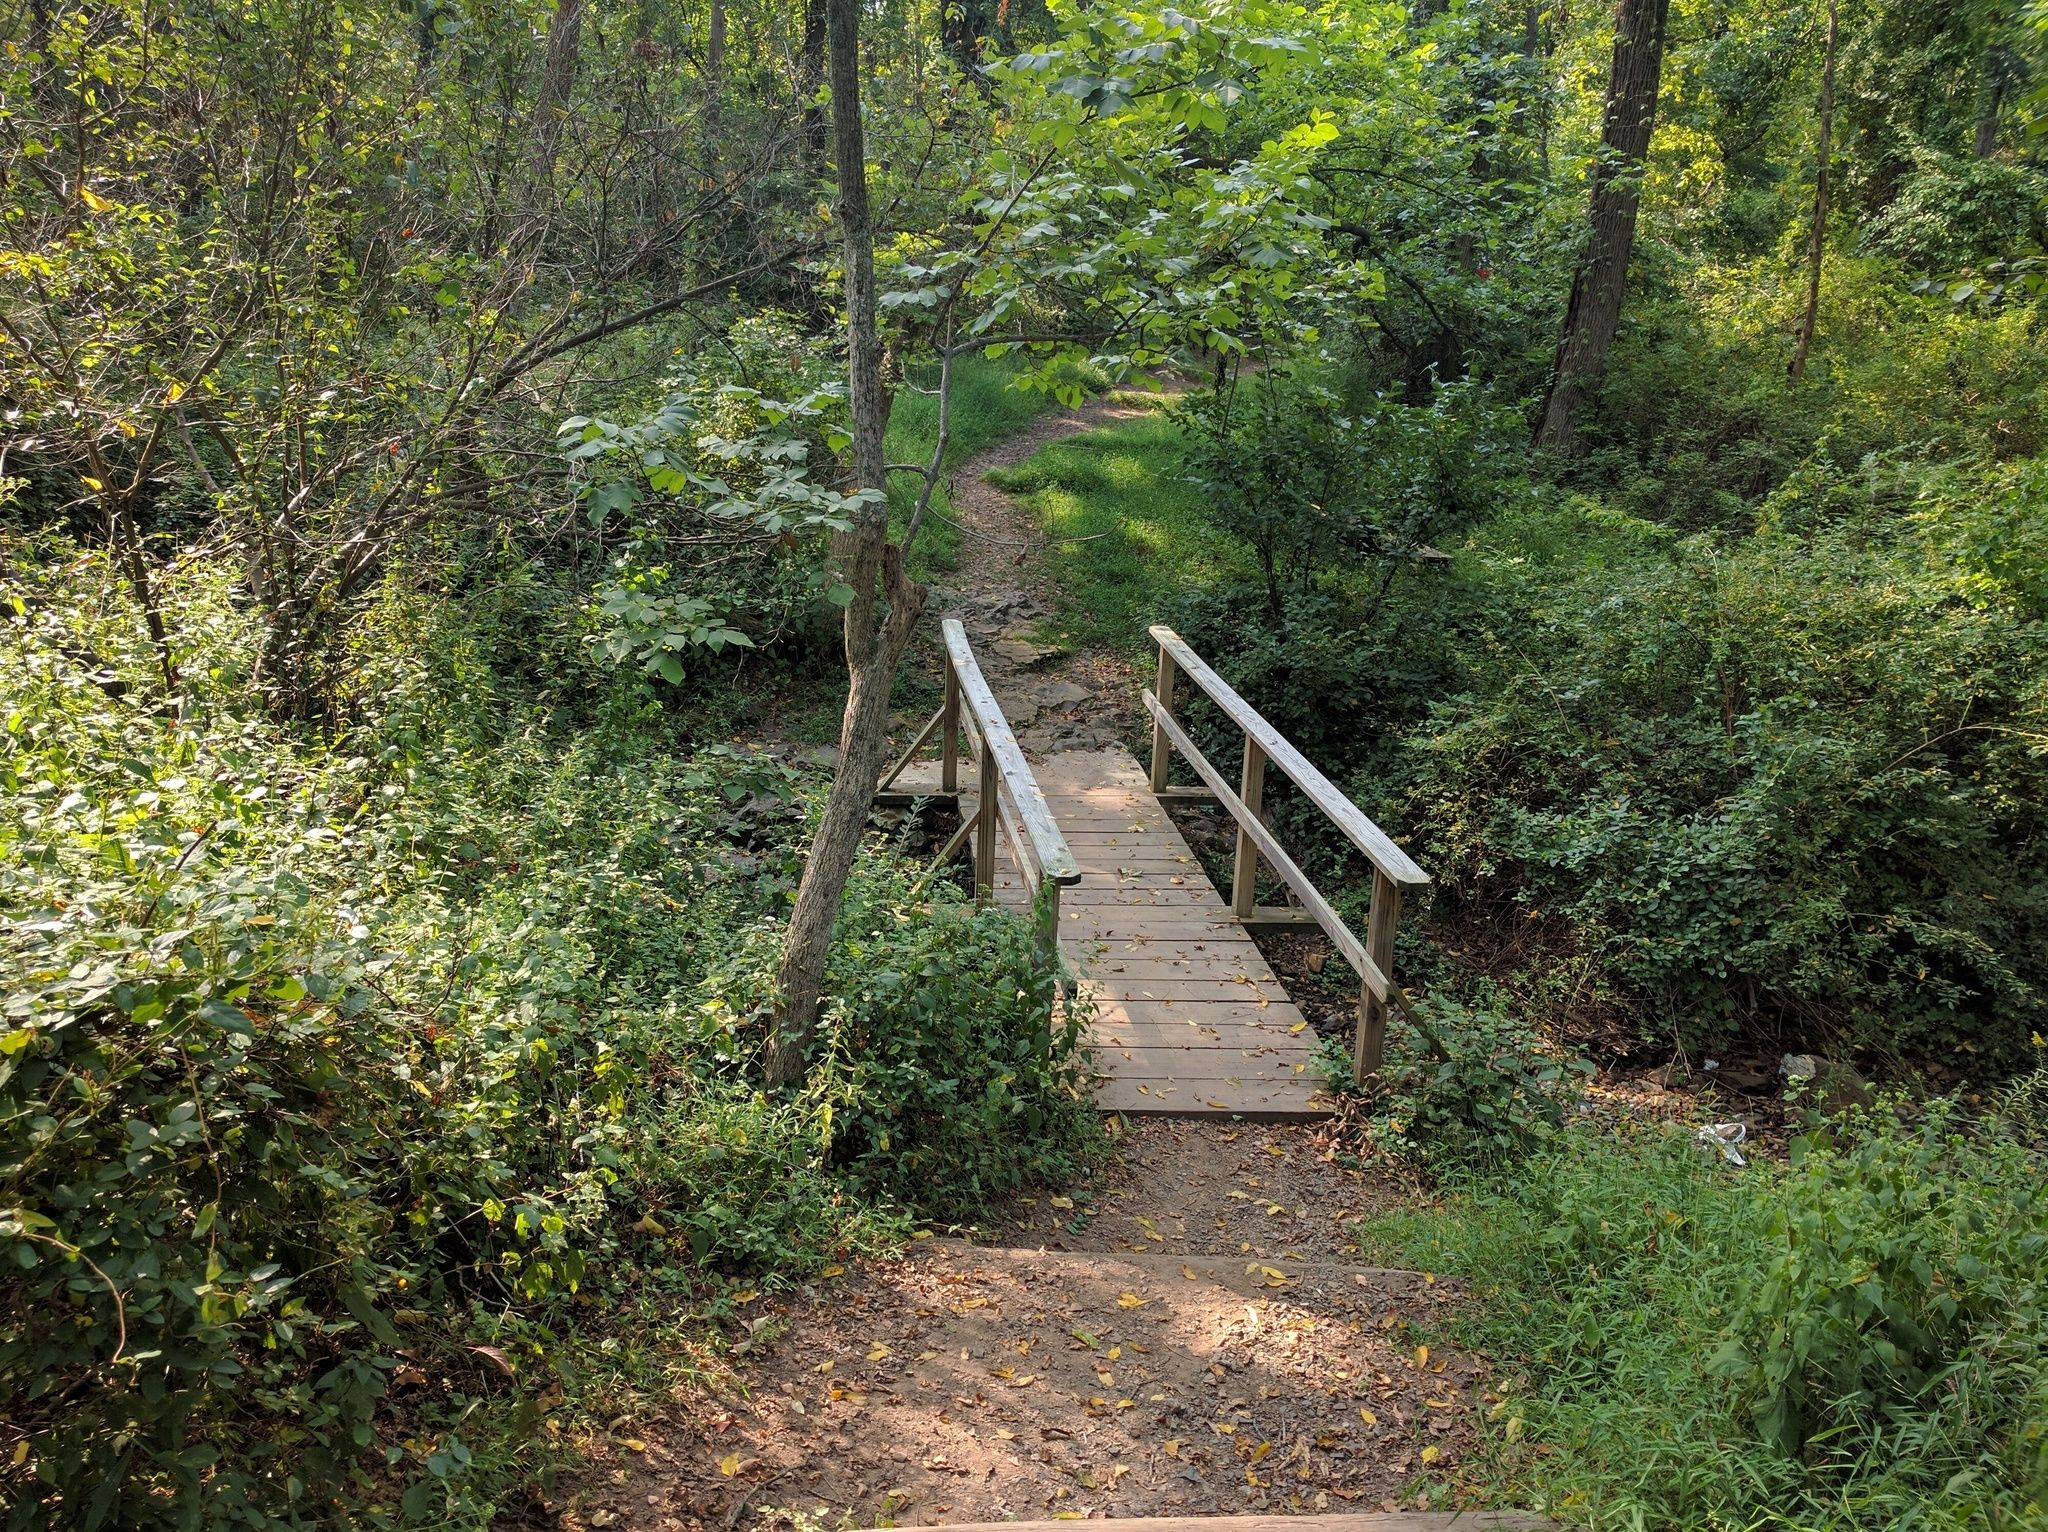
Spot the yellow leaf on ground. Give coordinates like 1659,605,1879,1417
820,1264,845,1278
1164,1439,1183,1458
621,1439,647,1453
867,1343,892,1361
1116,1292,1149,1308
1414,1344,1430,1368
1359,1408,1378,1427
1181,1265,1200,1280
1250,1441,1273,1462
1050,1196,1075,1210
1421,1445,1442,1465
718,1451,741,1476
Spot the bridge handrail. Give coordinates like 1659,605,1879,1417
941,618,1081,892
1144,624,1430,1076
877,620,1078,946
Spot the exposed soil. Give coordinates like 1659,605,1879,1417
553,1125,1492,1532
915,390,1167,760
546,398,1511,1531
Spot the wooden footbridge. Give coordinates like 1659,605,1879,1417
882,620,1430,1120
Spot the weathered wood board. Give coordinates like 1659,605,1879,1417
991,749,1331,1119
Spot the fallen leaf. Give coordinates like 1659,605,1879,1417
867,1343,893,1361
1116,1292,1150,1309
1421,1445,1442,1466
1414,1344,1430,1369
820,1263,845,1279
1181,1265,1201,1280
1250,1441,1273,1463
1359,1408,1378,1427
1050,1196,1075,1210
717,1451,740,1476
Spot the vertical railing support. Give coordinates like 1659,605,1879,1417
941,654,960,796
1353,869,1401,1079
1149,637,1179,794
1231,735,1265,919
975,744,998,902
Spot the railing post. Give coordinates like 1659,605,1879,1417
1353,868,1401,1079
1038,880,1060,961
1231,735,1265,919
975,744,998,902
941,653,960,796
1149,636,1179,794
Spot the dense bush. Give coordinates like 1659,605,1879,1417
1368,1098,2048,1529
1318,997,1589,1167
0,544,1096,1526
1396,500,2048,1065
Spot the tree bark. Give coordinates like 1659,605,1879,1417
529,0,584,203
703,0,726,152
800,0,827,172
1789,0,1836,385
1533,0,1670,453
764,0,927,1087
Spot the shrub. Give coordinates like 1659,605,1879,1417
0,544,1089,1526
697,875,1102,1224
1319,998,1587,1167
1395,505,2048,1066
1365,1098,2048,1530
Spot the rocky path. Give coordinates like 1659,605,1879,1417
554,392,1519,1532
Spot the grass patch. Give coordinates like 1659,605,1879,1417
1358,1108,2048,1530
887,355,1102,580
986,404,1252,652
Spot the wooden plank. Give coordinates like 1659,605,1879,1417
1096,1078,1332,1116
1149,624,1431,889
941,618,1079,887
1086,1050,1321,1082
930,1513,1550,1532
1092,996,1308,1023
1076,978,1295,1001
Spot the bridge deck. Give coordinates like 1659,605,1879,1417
982,749,1332,1119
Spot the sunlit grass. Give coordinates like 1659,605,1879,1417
986,406,1254,652
886,355,1103,580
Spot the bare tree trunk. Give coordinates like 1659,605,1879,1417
704,0,725,152
529,0,584,199
940,0,986,80
1976,44,2013,158
1533,0,1670,453
1789,0,1837,384
764,0,927,1087
800,0,826,172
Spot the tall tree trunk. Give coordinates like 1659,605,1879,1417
764,0,927,1087
940,0,986,81
1789,0,1837,384
1533,0,1671,453
529,0,584,199
703,0,725,154
1976,44,2014,158
800,0,826,172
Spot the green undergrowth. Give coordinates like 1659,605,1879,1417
986,403,1253,651
1361,1094,2048,1531
0,543,1103,1527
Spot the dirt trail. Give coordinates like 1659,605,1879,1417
923,391,1158,758
552,395,1501,1532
